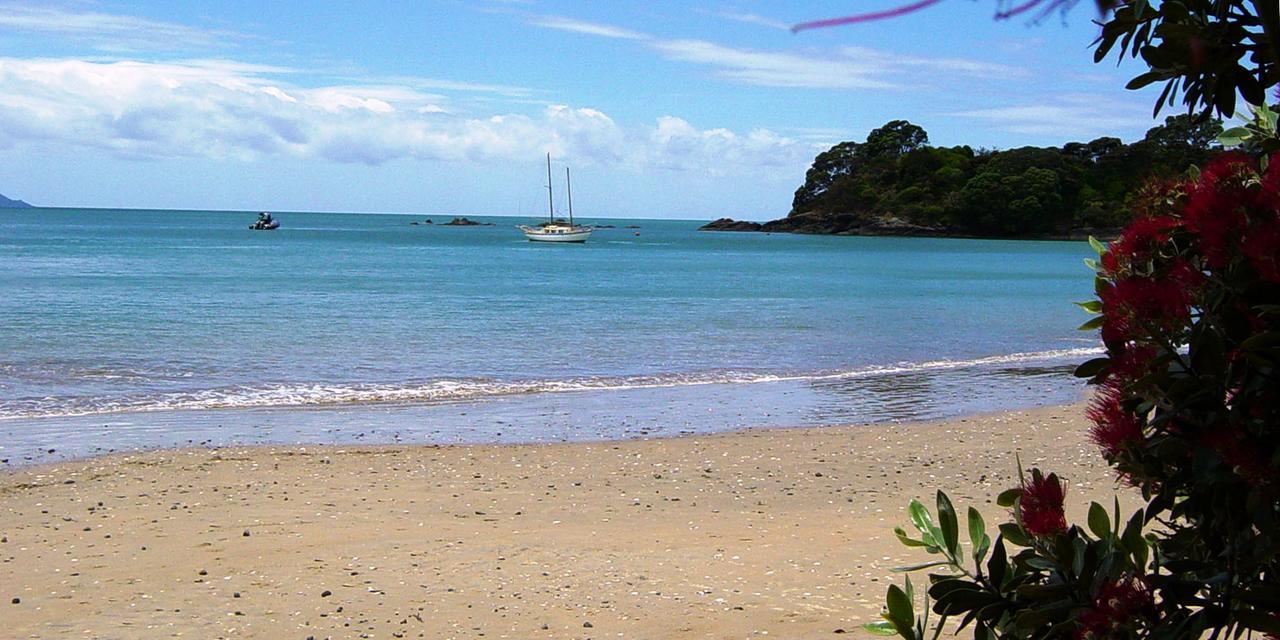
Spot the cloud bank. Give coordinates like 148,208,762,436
0,57,813,174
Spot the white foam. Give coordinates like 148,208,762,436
0,347,1101,420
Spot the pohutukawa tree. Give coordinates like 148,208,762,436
788,2,1280,639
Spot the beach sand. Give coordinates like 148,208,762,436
1,404,1127,639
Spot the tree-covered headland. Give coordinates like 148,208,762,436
784,115,1222,237
703,115,1223,237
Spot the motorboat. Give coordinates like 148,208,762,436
250,212,279,230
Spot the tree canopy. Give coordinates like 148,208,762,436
788,115,1222,236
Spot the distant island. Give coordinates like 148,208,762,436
702,116,1221,239
0,193,33,208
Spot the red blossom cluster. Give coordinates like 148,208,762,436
1076,576,1157,640
1085,386,1143,459
1087,153,1280,482
1016,471,1066,537
1183,154,1280,280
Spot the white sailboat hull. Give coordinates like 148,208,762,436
519,225,593,243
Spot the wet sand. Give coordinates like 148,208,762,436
1,404,1125,639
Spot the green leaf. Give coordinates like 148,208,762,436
967,507,989,564
891,559,953,573
1087,502,1111,540
1077,316,1105,331
995,488,1021,508
1125,70,1163,90
1087,236,1106,255
986,536,1007,588
937,491,959,558
1074,357,1110,379
1122,510,1148,570
895,526,929,548
909,499,944,550
886,584,915,639
998,522,1031,547
862,621,899,636
1073,300,1103,313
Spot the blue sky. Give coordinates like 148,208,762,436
0,1,1164,219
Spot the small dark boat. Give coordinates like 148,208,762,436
249,212,279,230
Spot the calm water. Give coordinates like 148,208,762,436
0,208,1098,463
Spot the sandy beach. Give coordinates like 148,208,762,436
1,404,1126,639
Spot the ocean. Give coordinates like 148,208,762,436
0,208,1099,464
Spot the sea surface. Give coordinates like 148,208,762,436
1,208,1100,464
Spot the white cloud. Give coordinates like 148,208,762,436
520,14,1023,92
700,10,791,31
0,57,810,173
528,16,649,40
653,39,898,90
944,95,1154,138
0,3,252,51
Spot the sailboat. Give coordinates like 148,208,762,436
519,154,593,243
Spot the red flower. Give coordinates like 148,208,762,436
1076,576,1157,640
1017,471,1067,537
1184,154,1253,268
1100,275,1193,331
1241,222,1280,283
1105,344,1158,387
1201,426,1271,486
1105,216,1178,276
1086,387,1144,459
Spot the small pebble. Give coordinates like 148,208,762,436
10,598,19,604
321,590,332,598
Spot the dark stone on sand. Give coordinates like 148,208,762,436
321,590,332,598
234,592,241,598
199,569,208,576
11,597,19,604
583,621,593,628
243,529,251,537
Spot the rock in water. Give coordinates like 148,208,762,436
698,218,763,232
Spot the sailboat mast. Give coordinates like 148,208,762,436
565,167,574,227
545,152,554,222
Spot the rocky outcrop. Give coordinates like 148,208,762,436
443,217,493,226
702,211,1114,240
701,212,942,236
699,218,763,232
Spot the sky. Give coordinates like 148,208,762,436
0,0,1168,219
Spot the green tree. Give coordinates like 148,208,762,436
862,120,929,159
791,141,862,213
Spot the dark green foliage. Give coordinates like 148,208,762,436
1090,0,1280,118
789,117,1220,236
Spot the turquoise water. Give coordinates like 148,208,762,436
0,208,1098,463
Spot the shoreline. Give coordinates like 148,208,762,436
0,402,1129,639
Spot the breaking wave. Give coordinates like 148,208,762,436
0,347,1101,420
